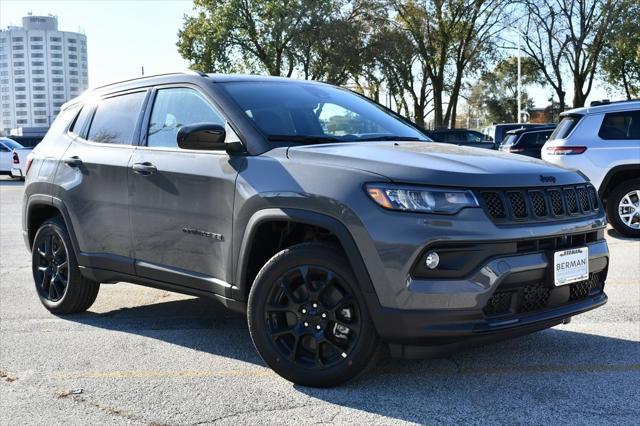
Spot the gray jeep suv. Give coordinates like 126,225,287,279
22,72,609,387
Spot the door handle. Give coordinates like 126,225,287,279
63,156,83,167
132,162,157,175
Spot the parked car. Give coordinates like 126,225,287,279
543,100,640,237
499,125,556,158
0,137,33,179
9,135,45,148
23,72,609,387
484,123,552,149
424,128,493,149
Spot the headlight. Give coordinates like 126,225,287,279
365,184,479,214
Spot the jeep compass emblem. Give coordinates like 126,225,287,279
540,175,556,183
182,227,223,241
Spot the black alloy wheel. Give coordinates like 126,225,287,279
248,242,378,387
34,231,69,302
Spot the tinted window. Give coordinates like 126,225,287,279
221,82,426,142
69,104,94,136
147,88,224,148
87,92,146,145
550,115,582,139
0,138,24,150
465,131,484,143
598,110,640,140
501,134,518,146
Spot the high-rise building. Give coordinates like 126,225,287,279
0,15,89,132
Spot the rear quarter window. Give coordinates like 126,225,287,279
549,115,582,140
598,110,640,140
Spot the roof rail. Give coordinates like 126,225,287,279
92,70,208,90
590,99,640,107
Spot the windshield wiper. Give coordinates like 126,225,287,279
267,135,342,144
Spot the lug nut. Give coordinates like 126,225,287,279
304,322,309,327
312,303,318,308
321,313,327,318
316,325,321,330
301,308,307,314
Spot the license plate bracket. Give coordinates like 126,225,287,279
553,247,589,286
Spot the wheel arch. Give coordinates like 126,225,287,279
26,196,81,261
599,164,640,201
234,208,376,303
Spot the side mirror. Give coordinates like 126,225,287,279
177,123,226,150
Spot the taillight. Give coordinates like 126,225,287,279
12,151,19,164
545,146,587,155
24,153,34,176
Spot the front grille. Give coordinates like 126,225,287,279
483,273,604,317
478,184,600,224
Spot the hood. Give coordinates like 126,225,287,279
287,141,586,188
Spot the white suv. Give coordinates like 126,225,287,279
543,100,640,237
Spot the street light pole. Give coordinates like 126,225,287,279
516,30,522,124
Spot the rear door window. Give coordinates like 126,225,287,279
69,104,94,137
87,91,147,145
598,110,640,140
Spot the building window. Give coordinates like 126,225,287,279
0,64,7,69
15,78,25,83
34,86,46,91
34,102,46,107
31,69,44,75
13,61,24,67
31,45,43,50
30,36,43,42
12,37,23,42
52,94,65,100
15,94,26,100
17,119,28,124
51,53,62,58
53,101,64,107
68,46,77,52
32,77,44,83
13,45,24,50
0,79,7,84
68,54,77,60
31,52,43,58
13,53,23,59
50,37,62,42
16,111,28,116
52,78,63,83
33,94,46,99
53,86,64,91
51,61,63,67
50,45,62,51
31,61,44,67
34,110,47,116
69,62,77,68
14,86,26,91
51,70,63,75
15,103,27,108
34,119,48,124
14,70,25,75
69,70,78,76
70,78,79,83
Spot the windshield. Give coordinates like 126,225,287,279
550,115,582,140
220,81,428,143
501,134,518,146
0,138,24,150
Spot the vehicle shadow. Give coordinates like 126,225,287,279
607,227,639,242
65,296,640,423
0,178,24,186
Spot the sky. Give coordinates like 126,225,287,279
0,0,614,110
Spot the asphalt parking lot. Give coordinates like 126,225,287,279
1,178,639,425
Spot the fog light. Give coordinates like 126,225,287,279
425,251,440,269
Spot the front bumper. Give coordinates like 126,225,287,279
364,238,609,357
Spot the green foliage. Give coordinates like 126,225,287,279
601,0,640,99
468,56,542,123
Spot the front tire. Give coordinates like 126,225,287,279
32,218,100,314
606,179,640,237
247,242,378,387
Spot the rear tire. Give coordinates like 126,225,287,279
247,242,378,387
32,218,100,314
606,179,640,237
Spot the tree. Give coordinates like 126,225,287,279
177,0,334,76
520,0,621,109
389,0,506,128
468,56,542,123
601,0,640,99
